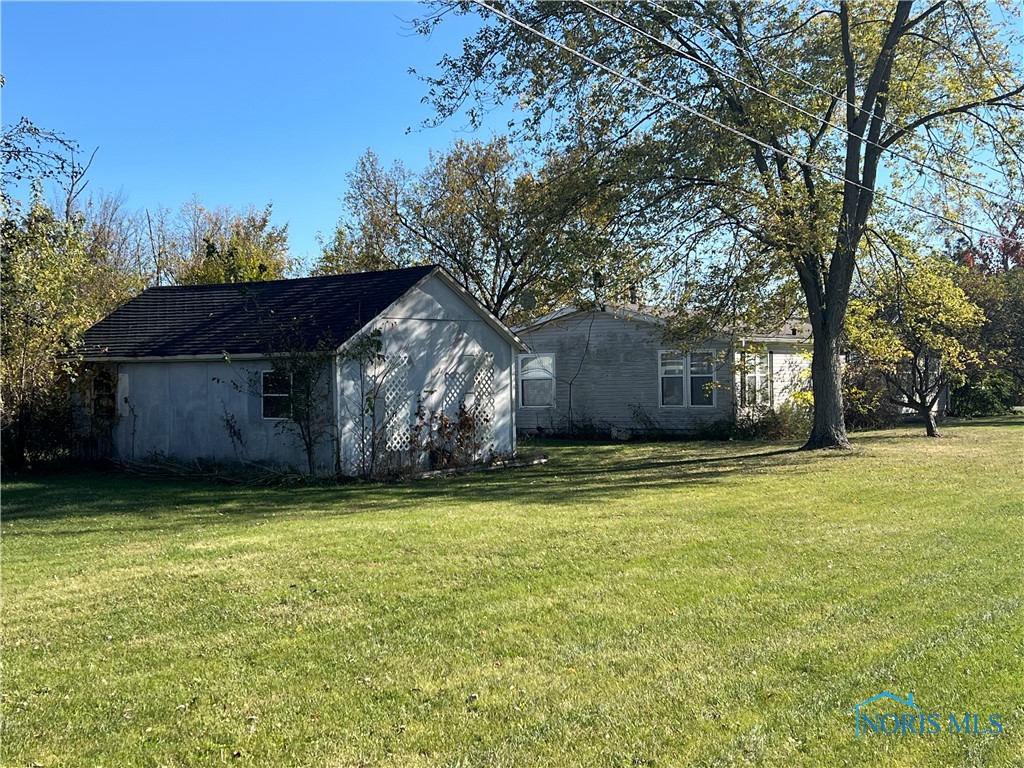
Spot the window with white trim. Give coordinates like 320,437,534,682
688,350,716,407
519,354,555,407
741,352,771,407
262,370,292,419
659,350,686,406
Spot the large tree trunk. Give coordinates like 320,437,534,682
922,407,940,438
803,320,851,450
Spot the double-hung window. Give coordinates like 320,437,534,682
262,370,292,420
688,350,716,407
519,354,555,408
741,352,771,408
659,351,686,406
660,350,716,407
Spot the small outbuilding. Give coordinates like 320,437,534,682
74,265,526,476
514,305,811,437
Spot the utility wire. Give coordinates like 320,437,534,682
578,0,1018,206
469,0,1023,245
648,0,1014,179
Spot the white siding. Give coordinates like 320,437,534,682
102,272,519,476
336,273,517,475
110,358,334,472
516,311,733,435
333,270,512,475
516,310,810,436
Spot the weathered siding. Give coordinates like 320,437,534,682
516,310,810,436
336,273,517,475
768,347,811,406
77,270,521,476
109,358,335,472
516,310,733,435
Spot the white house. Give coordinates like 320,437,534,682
513,305,811,437
75,266,526,476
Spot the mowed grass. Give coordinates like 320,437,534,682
2,418,1022,767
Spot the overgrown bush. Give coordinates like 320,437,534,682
693,418,736,441
949,370,1020,416
0,380,74,469
733,402,813,440
843,362,904,431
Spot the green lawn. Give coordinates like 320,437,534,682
3,418,1022,767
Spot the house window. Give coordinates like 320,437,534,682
262,370,292,419
92,368,117,423
741,352,771,407
519,354,555,408
659,350,686,406
689,350,716,407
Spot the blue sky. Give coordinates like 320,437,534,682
1,1,497,268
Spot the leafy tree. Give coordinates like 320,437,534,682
2,117,73,196
416,0,1024,448
1,190,100,467
947,199,1024,408
79,190,149,310
845,259,985,437
315,138,661,323
953,198,1024,274
988,267,1024,390
311,225,359,277
175,203,291,284
1,108,126,468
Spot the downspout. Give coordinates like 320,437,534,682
509,340,517,456
333,353,342,476
736,340,744,420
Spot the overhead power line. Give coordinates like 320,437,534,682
469,0,1023,246
578,0,1017,207
648,0,1013,180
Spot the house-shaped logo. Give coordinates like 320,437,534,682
846,691,920,738
845,690,1004,737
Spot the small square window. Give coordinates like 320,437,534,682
519,354,555,408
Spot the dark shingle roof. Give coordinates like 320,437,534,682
80,265,438,358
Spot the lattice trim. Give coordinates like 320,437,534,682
471,353,495,450
383,354,411,451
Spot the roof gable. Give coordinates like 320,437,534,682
514,305,666,334
80,265,439,359
516,304,810,343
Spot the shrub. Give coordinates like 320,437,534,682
693,418,736,441
949,370,1019,416
734,402,812,441
843,363,903,431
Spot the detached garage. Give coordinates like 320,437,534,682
75,265,526,476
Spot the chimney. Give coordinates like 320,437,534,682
629,283,639,305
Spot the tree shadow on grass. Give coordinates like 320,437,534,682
5,416,1018,532
941,415,1024,429
847,414,1023,444
2,442,809,531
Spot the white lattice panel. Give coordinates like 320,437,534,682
383,354,411,451
442,370,468,413
471,353,495,449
